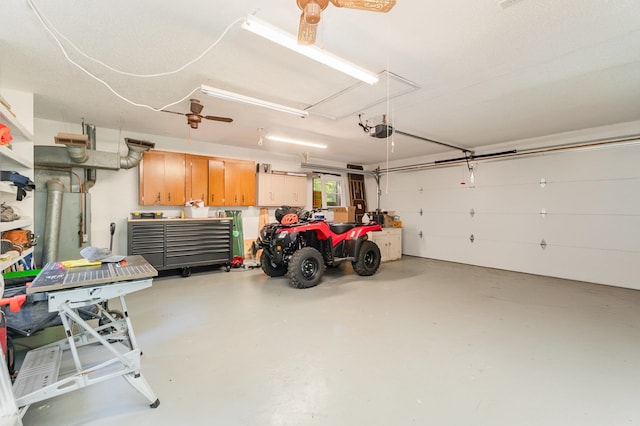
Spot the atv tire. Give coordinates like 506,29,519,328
261,251,287,277
289,247,325,289
353,240,381,276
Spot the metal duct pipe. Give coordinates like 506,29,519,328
120,138,156,169
42,179,65,264
84,123,97,189
39,137,155,170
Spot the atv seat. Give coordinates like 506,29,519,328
329,223,357,234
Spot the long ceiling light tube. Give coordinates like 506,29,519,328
266,135,327,149
241,15,379,85
200,84,309,118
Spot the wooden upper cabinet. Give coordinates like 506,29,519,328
186,154,209,204
139,151,254,207
139,150,186,206
224,160,255,206
208,159,225,206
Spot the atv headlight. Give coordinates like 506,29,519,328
277,231,289,239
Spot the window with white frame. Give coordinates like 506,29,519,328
312,174,344,209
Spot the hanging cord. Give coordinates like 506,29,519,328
26,0,242,111
385,56,391,195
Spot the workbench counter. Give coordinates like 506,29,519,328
128,217,232,223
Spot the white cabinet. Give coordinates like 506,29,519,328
283,175,306,206
257,173,307,207
367,227,402,262
0,89,34,271
257,173,285,206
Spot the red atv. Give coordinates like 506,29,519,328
256,206,383,288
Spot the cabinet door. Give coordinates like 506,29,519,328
257,173,285,206
139,151,166,205
208,159,225,206
223,160,241,206
284,175,307,207
368,229,402,262
239,160,256,206
186,155,209,204
139,151,185,206
224,160,255,206
164,152,186,206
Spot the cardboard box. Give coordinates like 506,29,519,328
332,206,355,223
184,206,209,218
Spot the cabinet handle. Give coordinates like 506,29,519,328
155,192,161,203
201,193,204,201
242,195,245,203
211,194,215,203
168,192,171,202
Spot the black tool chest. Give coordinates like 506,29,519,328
128,218,233,276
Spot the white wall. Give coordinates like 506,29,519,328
366,121,640,289
33,119,340,258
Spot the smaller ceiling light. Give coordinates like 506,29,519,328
200,84,309,118
266,135,327,149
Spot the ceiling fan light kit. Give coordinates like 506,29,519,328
241,15,379,85
200,85,309,118
294,0,396,46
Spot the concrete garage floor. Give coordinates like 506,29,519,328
16,256,640,426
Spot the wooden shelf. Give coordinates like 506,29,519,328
0,182,16,194
0,246,34,271
0,145,33,170
0,217,32,232
0,101,33,141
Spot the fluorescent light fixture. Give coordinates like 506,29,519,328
200,84,309,118
266,135,327,149
241,15,379,85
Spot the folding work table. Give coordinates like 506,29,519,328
8,255,160,420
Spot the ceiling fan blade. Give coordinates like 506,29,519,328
161,110,187,116
329,0,396,12
298,12,317,45
203,115,233,123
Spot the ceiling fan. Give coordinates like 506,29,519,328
297,0,396,45
162,99,233,129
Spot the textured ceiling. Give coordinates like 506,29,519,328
1,0,639,165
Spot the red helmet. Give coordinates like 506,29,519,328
281,213,299,225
